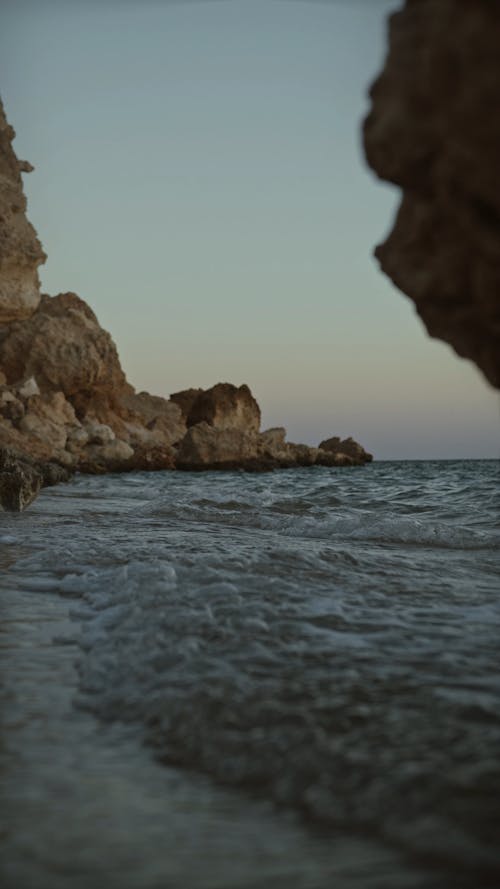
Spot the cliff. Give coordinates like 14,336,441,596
0,98,371,509
0,99,46,323
364,0,500,389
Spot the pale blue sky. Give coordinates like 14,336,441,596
1,0,498,458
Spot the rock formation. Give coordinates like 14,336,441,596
0,98,372,508
364,0,500,389
0,99,45,323
0,446,72,512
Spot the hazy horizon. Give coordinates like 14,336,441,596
1,0,499,459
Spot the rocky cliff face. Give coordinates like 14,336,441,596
0,98,372,507
0,98,45,323
364,0,500,389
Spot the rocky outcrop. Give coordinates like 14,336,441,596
0,446,72,512
318,436,373,465
172,383,261,433
0,99,373,500
176,418,371,472
364,0,500,389
0,292,126,395
0,98,45,323
176,423,260,470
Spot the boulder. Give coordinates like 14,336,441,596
169,388,203,422
174,383,261,433
0,446,72,512
258,427,288,458
85,422,115,446
79,439,134,472
318,436,373,464
120,390,186,445
0,292,126,397
364,0,500,389
17,391,78,451
0,99,45,323
176,422,260,469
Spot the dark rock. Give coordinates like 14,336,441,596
169,388,204,422
176,383,261,433
364,0,500,389
318,436,373,464
0,445,73,511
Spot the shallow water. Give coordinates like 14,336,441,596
1,461,499,888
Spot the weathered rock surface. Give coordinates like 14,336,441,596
0,292,126,395
0,99,46,323
318,436,373,465
172,383,261,433
364,0,500,389
0,445,72,512
176,423,259,470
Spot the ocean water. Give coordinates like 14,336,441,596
1,460,499,889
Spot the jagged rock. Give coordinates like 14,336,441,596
0,446,72,512
258,427,288,457
17,392,78,451
316,451,355,468
0,463,42,511
0,99,46,323
0,102,374,477
0,292,126,396
318,436,373,464
120,390,186,445
174,383,261,433
19,412,68,450
169,388,203,422
285,443,320,467
364,0,500,389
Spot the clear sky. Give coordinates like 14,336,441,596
1,0,498,458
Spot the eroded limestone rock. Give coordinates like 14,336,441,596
364,0,500,388
0,99,46,323
318,436,373,464
173,383,261,433
176,422,259,469
0,292,126,396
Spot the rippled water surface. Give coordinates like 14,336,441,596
1,461,499,888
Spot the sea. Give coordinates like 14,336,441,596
0,460,499,889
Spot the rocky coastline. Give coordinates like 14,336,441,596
0,98,371,511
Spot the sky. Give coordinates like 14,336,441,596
1,0,499,459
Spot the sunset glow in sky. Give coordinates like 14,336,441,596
1,0,498,458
